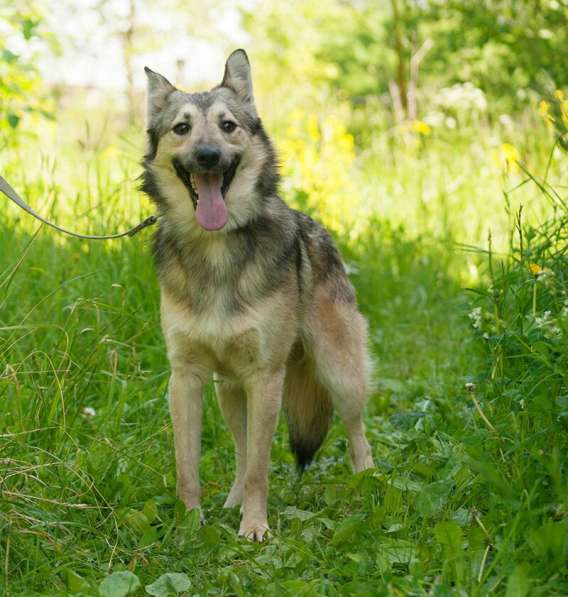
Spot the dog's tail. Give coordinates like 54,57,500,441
283,344,333,471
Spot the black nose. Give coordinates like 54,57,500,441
195,145,221,169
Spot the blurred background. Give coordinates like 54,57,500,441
2,0,567,267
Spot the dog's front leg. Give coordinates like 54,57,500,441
239,368,285,541
169,367,204,510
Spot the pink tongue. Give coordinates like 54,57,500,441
194,173,228,231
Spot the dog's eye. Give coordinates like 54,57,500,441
221,120,237,133
172,122,190,135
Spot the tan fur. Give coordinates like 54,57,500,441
162,270,373,539
162,283,300,539
144,51,374,541
305,287,374,472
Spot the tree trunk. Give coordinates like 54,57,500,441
390,0,407,117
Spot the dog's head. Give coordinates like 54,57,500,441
143,49,277,232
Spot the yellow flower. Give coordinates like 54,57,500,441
412,120,432,136
561,100,568,126
306,116,320,142
529,263,553,278
101,145,119,158
501,143,519,163
280,110,364,239
492,143,520,173
554,89,565,101
539,100,551,118
538,100,554,130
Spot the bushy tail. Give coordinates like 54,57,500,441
283,345,333,470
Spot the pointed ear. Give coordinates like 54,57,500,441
144,66,176,123
221,49,256,115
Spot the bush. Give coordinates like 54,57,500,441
468,157,568,589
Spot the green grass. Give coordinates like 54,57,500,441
1,125,567,595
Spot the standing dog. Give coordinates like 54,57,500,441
142,50,374,540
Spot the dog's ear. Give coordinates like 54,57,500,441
144,67,176,122
221,49,256,116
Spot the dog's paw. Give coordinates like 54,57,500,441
238,520,269,542
180,497,201,511
353,455,375,473
177,500,204,523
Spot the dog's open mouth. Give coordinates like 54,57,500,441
173,158,239,232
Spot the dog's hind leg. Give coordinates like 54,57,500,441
216,380,247,508
307,286,374,472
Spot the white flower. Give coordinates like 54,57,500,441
445,116,457,129
437,83,488,112
534,311,552,328
81,406,96,417
532,310,563,340
469,307,483,329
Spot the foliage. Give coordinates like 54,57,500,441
243,0,568,160
0,2,55,141
465,172,568,591
279,109,366,240
316,0,568,112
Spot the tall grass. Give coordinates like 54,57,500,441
465,171,568,593
1,113,567,594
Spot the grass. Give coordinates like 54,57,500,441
0,120,567,595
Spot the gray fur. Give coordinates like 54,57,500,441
142,48,358,436
221,49,257,116
144,67,176,122
141,50,373,540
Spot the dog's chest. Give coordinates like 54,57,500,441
160,288,268,378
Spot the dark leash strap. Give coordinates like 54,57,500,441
0,173,159,240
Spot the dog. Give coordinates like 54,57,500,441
141,49,374,541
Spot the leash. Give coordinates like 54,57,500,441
0,173,159,240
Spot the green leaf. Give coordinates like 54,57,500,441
139,526,159,548
528,521,566,558
380,540,417,564
144,499,159,523
99,571,141,597
175,501,201,534
145,573,191,596
199,524,220,545
383,485,403,514
434,521,463,552
22,18,36,40
505,564,529,597
278,579,320,596
331,515,363,545
124,509,150,535
415,481,450,516
7,113,20,129
66,569,90,593
1,49,18,63
281,506,317,521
